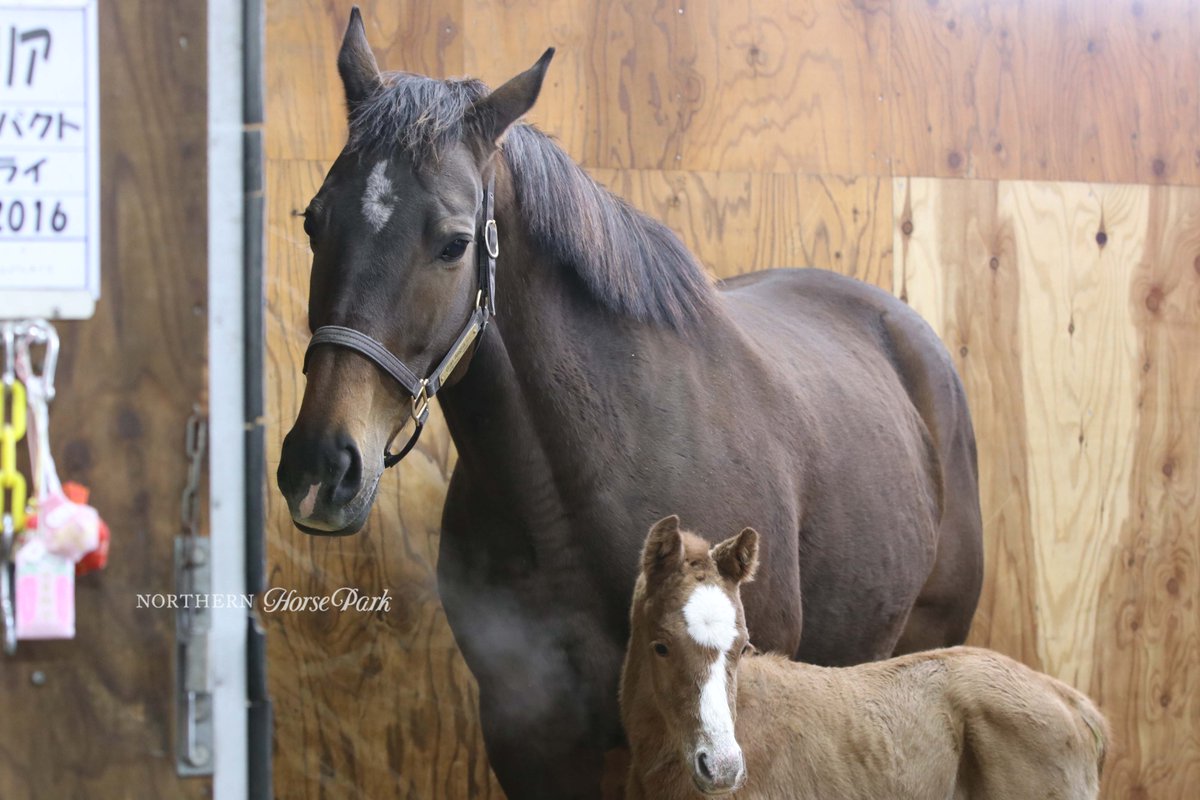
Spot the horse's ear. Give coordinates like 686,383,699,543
713,527,759,584
471,48,555,145
338,6,381,108
642,515,683,579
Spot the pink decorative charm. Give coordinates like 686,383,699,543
14,535,76,640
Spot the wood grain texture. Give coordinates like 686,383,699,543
0,1,210,798
891,0,1200,185
898,177,1200,799
593,169,892,288
465,0,891,174
265,0,464,160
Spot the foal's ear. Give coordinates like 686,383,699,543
471,48,555,145
713,527,759,584
642,515,683,578
338,7,382,108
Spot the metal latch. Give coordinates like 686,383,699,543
175,412,212,776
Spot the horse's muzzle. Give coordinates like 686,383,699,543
277,426,379,535
691,744,745,796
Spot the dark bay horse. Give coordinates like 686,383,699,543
276,9,983,798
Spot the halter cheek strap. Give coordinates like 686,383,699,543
303,174,498,468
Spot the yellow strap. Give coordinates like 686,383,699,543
1,379,28,531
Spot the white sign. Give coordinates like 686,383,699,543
0,0,98,319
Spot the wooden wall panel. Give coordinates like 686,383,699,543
0,1,209,798
266,0,464,160
898,177,1200,798
465,0,891,174
891,0,1200,185
894,177,1045,666
593,169,892,288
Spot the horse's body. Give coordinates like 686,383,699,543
622,523,1107,800
276,14,984,798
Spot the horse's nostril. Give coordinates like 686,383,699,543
696,750,713,782
329,439,363,507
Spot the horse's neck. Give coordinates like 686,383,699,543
438,182,670,501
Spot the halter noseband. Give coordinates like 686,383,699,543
302,174,498,468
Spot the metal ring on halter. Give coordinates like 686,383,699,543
484,219,499,259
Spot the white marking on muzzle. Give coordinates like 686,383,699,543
684,584,740,754
699,652,738,750
298,482,321,519
362,160,394,232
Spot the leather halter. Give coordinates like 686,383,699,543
303,174,498,468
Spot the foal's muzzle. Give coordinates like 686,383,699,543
692,744,745,795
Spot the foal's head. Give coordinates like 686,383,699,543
629,515,760,795
276,8,553,534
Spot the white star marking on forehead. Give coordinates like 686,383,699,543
683,583,738,652
362,160,394,232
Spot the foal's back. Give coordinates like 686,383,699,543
735,646,1106,800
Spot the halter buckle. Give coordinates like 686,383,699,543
484,219,499,259
412,380,430,424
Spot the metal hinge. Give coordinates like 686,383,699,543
175,412,213,776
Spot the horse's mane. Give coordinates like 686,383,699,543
347,72,715,330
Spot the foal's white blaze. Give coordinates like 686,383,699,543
362,160,394,232
683,584,740,754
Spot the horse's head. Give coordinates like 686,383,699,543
630,516,759,795
277,7,553,534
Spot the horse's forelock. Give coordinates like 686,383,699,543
346,72,490,160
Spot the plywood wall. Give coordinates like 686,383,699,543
264,1,1200,798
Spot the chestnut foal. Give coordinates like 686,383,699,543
621,516,1108,799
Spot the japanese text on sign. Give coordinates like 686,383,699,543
0,1,99,319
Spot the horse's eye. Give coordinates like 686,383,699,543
440,237,470,262
741,644,753,657
652,642,669,658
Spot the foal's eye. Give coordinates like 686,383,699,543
440,237,470,262
741,644,753,657
652,642,669,658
